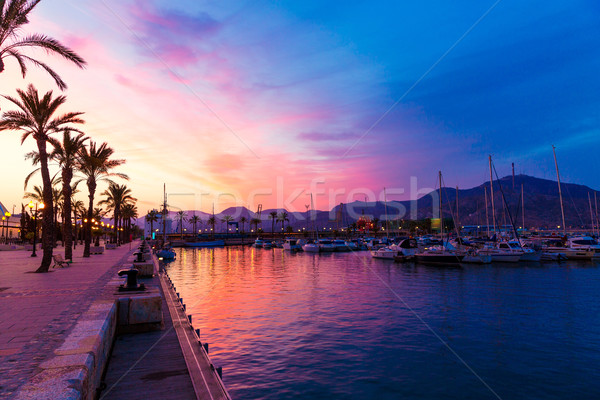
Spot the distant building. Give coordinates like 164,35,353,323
144,210,173,238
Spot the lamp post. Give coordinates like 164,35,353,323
28,201,38,257
5,212,11,243
2,216,5,243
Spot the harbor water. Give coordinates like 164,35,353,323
165,247,600,399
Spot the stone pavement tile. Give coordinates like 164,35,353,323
0,241,138,397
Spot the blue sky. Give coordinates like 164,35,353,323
0,0,598,211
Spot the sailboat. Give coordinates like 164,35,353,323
302,194,320,253
414,172,464,266
157,184,176,260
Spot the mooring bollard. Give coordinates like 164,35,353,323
188,315,192,324
195,328,200,338
183,304,186,311
216,366,223,378
203,343,209,353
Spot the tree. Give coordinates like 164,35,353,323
250,217,261,234
121,202,138,243
72,199,84,246
77,141,126,257
277,211,289,235
222,215,233,235
269,211,278,233
145,210,158,239
98,183,135,245
207,215,216,238
0,84,83,272
176,210,185,239
0,0,86,90
188,214,201,236
239,216,247,233
49,131,87,259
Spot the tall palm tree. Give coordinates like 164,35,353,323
48,130,87,259
207,215,216,238
176,210,185,239
121,202,138,243
145,210,158,239
269,211,278,234
98,183,135,245
77,141,126,257
0,84,83,272
72,198,84,247
188,214,201,237
277,211,289,235
0,0,86,90
222,215,233,236
240,216,247,234
250,217,261,234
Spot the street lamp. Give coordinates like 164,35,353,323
28,201,43,257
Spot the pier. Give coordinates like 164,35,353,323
0,242,230,399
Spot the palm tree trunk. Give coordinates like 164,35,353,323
63,168,73,260
113,210,118,245
84,180,96,257
35,138,54,272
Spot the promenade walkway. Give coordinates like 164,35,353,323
0,243,136,398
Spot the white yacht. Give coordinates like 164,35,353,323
302,240,319,253
318,239,336,252
283,238,303,251
253,238,265,248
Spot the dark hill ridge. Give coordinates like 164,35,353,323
140,175,599,231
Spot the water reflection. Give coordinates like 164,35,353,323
166,247,600,400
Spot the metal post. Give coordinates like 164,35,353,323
31,203,38,257
485,186,489,238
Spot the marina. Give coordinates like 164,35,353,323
165,245,600,400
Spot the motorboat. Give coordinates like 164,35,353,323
333,239,352,252
415,249,464,265
318,239,336,252
567,236,600,258
370,247,398,259
503,240,541,262
157,246,176,260
283,238,303,251
302,240,320,253
544,238,595,260
253,238,265,248
461,249,492,264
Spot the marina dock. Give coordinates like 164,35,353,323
0,242,230,399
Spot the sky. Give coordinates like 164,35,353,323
0,0,599,216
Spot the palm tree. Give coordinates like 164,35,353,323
98,183,135,245
0,0,86,90
77,141,127,257
222,215,233,235
145,210,158,239
269,211,278,234
48,131,87,259
72,198,84,246
207,215,216,238
240,216,247,234
176,211,185,239
121,202,138,243
277,211,289,235
0,84,83,272
250,217,261,234
188,214,201,237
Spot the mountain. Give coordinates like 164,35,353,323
136,175,599,231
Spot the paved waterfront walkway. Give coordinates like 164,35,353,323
0,242,137,398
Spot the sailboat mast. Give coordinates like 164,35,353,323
594,190,600,236
521,183,525,231
588,192,595,234
439,171,443,238
552,145,567,235
163,184,167,243
383,187,389,238
489,156,496,235
485,186,489,237
456,186,459,232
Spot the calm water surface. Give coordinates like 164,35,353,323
165,247,600,399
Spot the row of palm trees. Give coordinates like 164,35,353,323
147,210,293,237
0,0,134,272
